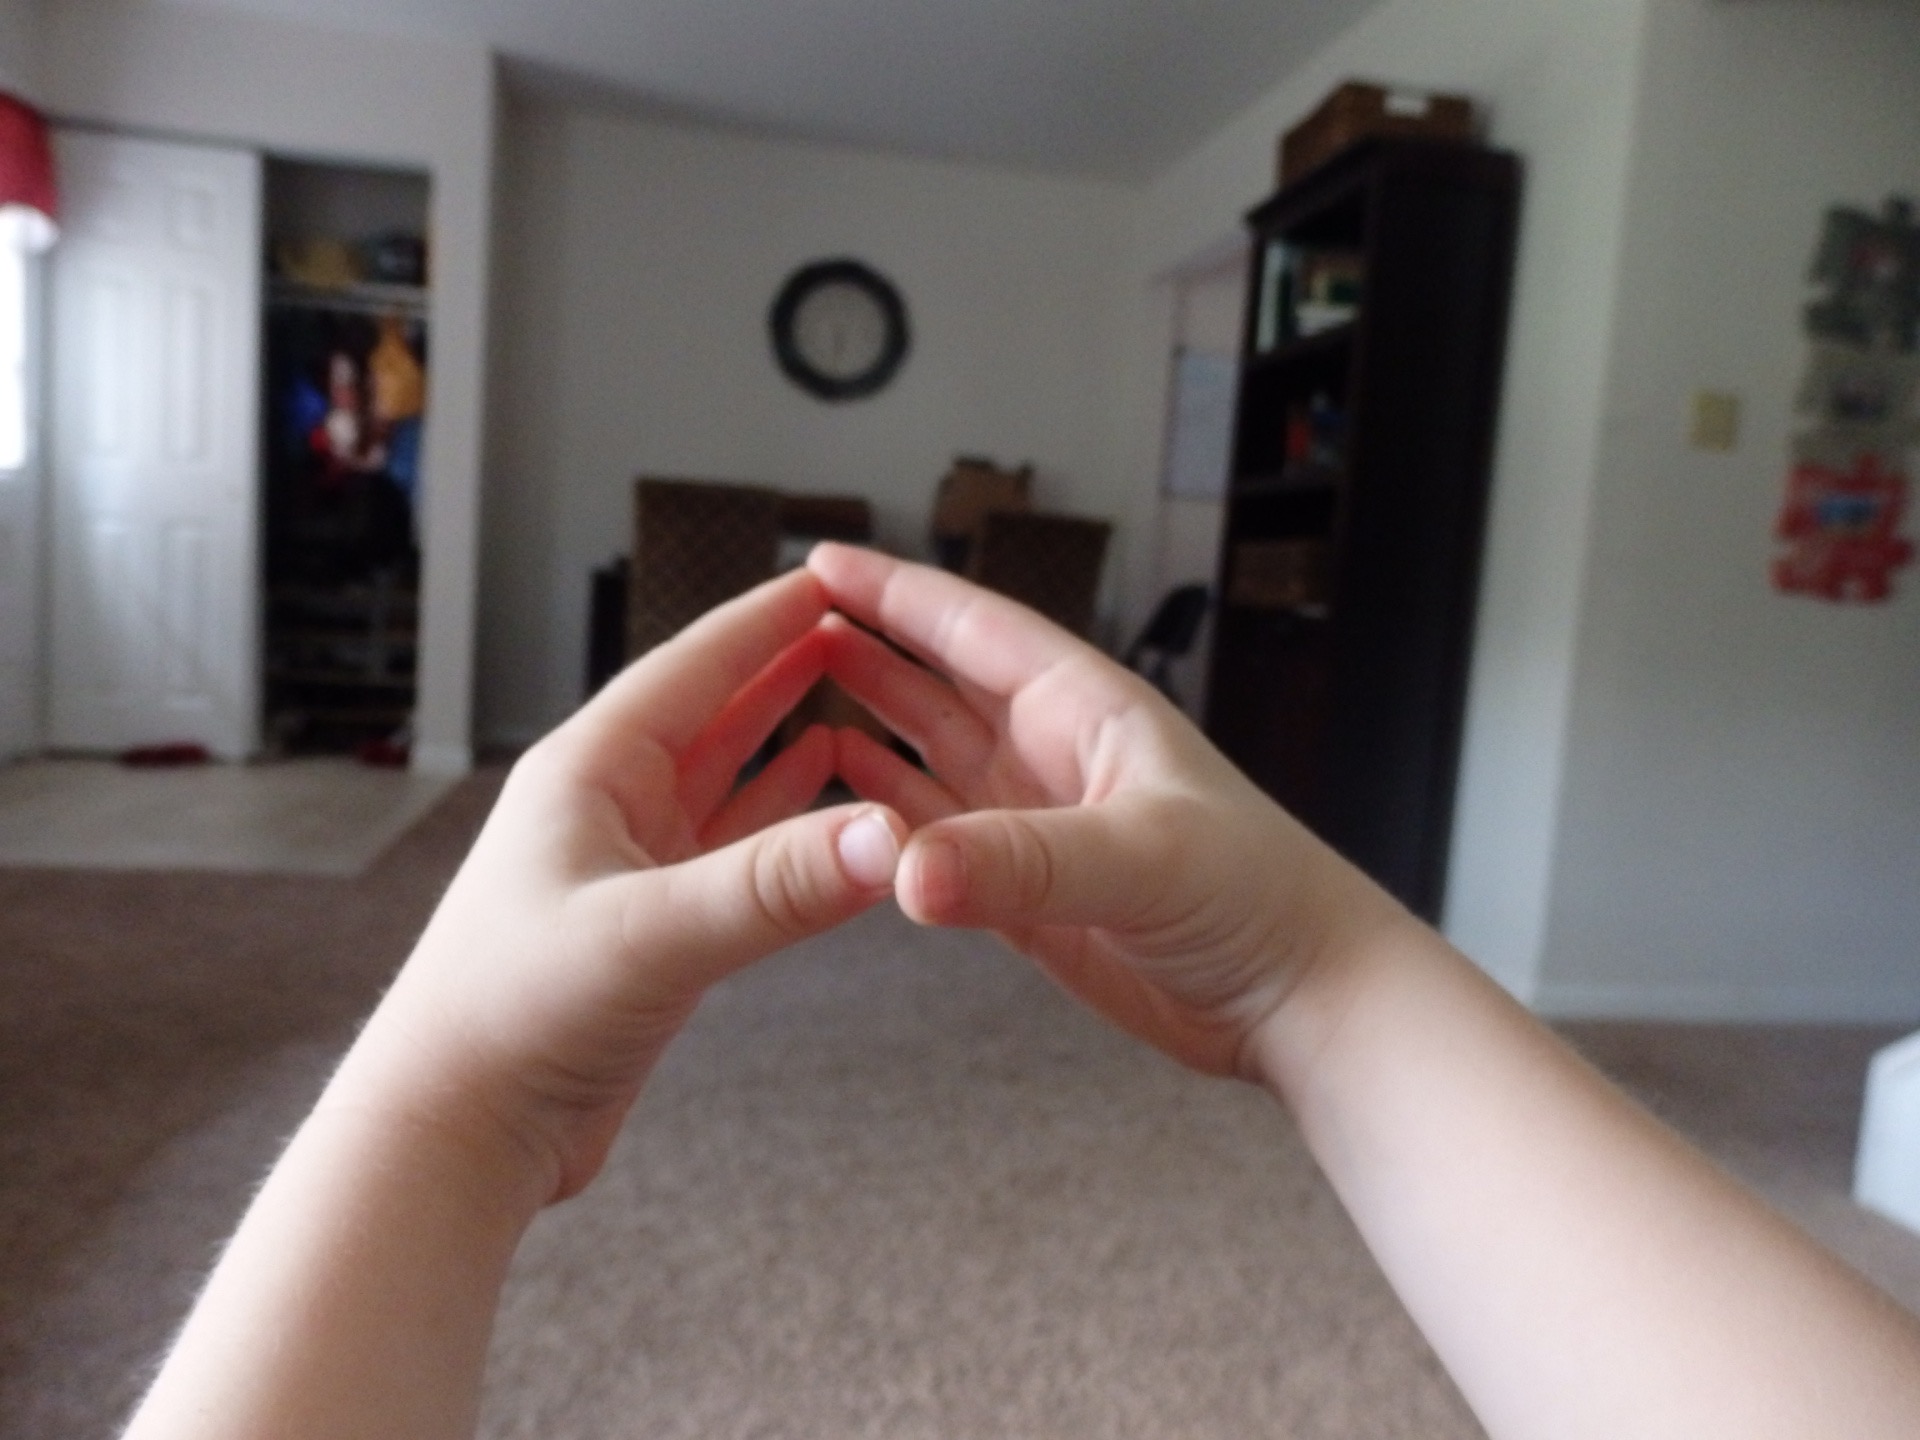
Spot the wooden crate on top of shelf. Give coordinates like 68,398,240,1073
1279,81,1477,186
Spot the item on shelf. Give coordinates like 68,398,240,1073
1294,302,1357,337
263,573,419,756
368,316,426,423
361,230,427,286
1256,242,1288,353
368,316,428,520
313,351,386,483
1256,245,1365,349
1228,539,1331,612
1281,392,1348,477
274,235,361,288
1292,250,1365,336
1280,81,1478,186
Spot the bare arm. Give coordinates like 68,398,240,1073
123,570,906,1440
809,542,1920,1439
1256,922,1920,1438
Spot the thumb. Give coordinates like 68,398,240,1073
623,802,906,997
896,797,1186,933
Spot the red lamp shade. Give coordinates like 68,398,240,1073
0,92,58,250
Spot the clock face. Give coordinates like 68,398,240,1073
793,281,889,382
771,259,909,401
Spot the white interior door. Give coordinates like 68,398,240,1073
46,130,262,759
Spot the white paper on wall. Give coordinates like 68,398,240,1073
1161,348,1237,501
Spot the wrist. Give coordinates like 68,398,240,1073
320,1013,561,1226
1239,878,1434,1101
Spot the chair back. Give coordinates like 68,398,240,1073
629,478,782,658
966,510,1112,639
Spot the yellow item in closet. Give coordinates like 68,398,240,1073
368,316,426,423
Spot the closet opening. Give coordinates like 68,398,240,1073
261,157,430,760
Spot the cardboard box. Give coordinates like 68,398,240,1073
1280,82,1477,187
931,457,1032,568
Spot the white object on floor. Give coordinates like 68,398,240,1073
0,758,454,877
1856,1029,1920,1237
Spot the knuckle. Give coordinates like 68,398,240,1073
749,837,821,939
1000,815,1057,913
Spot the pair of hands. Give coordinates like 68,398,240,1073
342,545,1407,1206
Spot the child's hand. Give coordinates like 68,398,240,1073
809,544,1412,1078
333,570,906,1203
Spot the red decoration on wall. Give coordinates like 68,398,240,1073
1771,451,1914,603
1776,194,1917,604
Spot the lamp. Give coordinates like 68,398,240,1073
0,93,57,253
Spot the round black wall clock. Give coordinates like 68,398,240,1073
770,258,910,402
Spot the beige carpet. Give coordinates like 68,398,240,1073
0,758,455,876
2,770,1916,1439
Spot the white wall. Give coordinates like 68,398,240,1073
1143,252,1242,721
0,0,40,96
480,100,1136,744
1114,0,1652,996
37,0,496,774
0,0,44,763
1537,0,1920,1021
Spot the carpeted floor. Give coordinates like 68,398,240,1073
2,769,1916,1439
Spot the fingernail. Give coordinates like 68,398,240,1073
836,810,900,888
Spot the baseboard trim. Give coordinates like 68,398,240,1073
1535,978,1920,1024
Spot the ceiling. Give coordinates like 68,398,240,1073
148,0,1384,179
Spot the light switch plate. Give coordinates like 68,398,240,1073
1690,389,1740,451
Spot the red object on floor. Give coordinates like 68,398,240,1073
118,742,212,768
356,738,410,769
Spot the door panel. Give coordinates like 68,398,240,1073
47,131,262,757
79,517,135,699
160,520,210,701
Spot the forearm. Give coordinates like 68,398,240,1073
1250,921,1920,1439
122,1045,547,1440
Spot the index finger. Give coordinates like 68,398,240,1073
804,543,1084,698
564,568,829,759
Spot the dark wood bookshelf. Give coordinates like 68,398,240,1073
1203,137,1520,919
